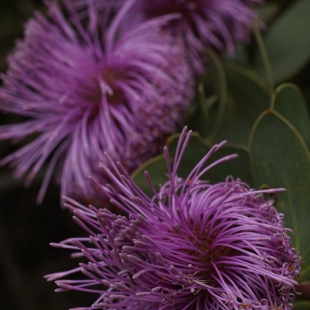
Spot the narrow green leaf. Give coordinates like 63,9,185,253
253,20,274,94
202,49,227,142
186,84,216,138
222,44,249,66
132,133,253,196
249,110,310,281
212,62,269,146
271,83,310,150
255,0,310,83
168,133,253,185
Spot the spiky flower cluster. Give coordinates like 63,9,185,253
46,128,301,309
98,0,263,73
0,0,193,203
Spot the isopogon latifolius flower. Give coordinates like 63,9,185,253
46,127,302,309
0,0,193,204
105,0,263,74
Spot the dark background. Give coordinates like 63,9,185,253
0,1,94,309
0,0,306,309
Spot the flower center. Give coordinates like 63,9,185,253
103,67,127,104
164,219,238,305
82,65,127,108
183,219,236,287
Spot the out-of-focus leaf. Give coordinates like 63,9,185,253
256,3,280,22
132,132,253,196
201,49,227,142
186,86,217,139
293,301,310,310
272,83,310,150
304,89,310,108
222,44,249,66
222,2,280,66
212,62,269,146
249,110,310,281
131,154,167,197
167,133,253,185
254,0,310,83
253,20,274,94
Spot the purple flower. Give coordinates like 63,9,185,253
46,127,301,309
0,0,193,204
106,0,263,73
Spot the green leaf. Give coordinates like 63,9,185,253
222,43,249,66
272,83,310,150
212,62,269,146
253,20,274,94
167,133,253,185
293,300,310,310
256,3,280,23
132,133,253,196
201,49,227,142
186,85,216,139
249,110,310,281
254,0,310,83
131,154,167,197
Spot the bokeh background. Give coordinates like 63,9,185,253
1,0,310,309
0,2,94,309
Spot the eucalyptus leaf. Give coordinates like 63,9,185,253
253,20,274,94
132,132,253,196
272,83,310,150
212,62,269,146
201,49,227,142
222,43,249,66
167,133,253,185
249,110,310,281
293,300,310,310
131,154,167,197
256,3,280,23
186,84,214,139
254,0,310,83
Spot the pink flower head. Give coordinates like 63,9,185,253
104,0,263,73
46,127,301,309
0,0,193,204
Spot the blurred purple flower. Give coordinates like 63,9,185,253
46,127,301,309
108,0,263,73
0,0,193,204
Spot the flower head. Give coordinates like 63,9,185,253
46,127,302,309
108,0,263,73
0,0,193,203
